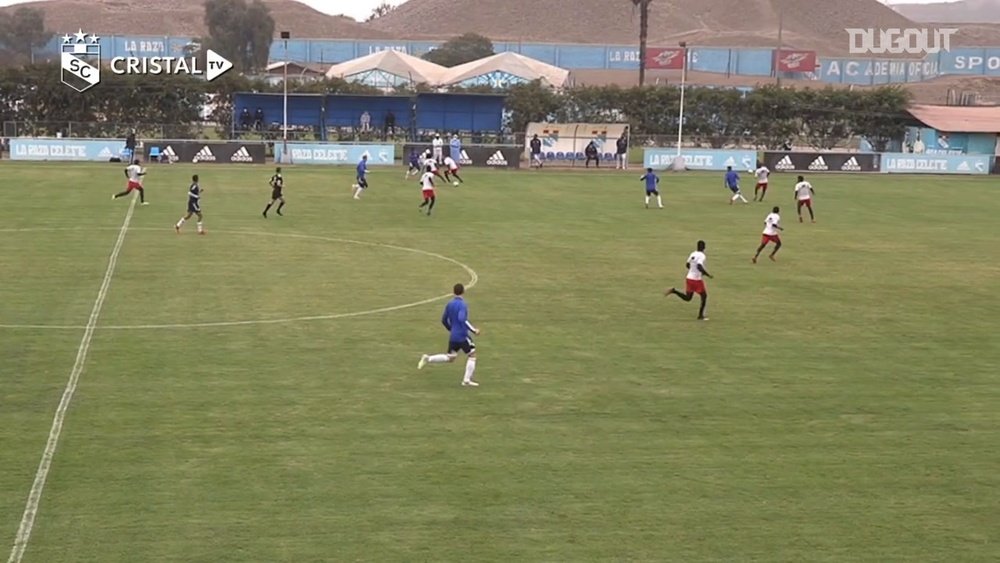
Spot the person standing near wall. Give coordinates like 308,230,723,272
616,130,629,170
450,133,462,162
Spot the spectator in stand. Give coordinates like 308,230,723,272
384,110,396,139
616,130,629,170
125,129,136,160
254,107,264,131
360,111,372,133
450,133,462,162
529,134,543,168
585,140,600,168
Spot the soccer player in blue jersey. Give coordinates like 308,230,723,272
352,155,369,200
417,283,481,387
405,148,420,178
725,166,748,205
175,174,205,235
640,167,662,208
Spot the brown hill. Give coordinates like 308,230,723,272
368,0,923,54
891,0,1000,23
0,0,390,39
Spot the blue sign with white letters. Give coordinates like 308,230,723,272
881,153,992,174
10,138,128,161
273,143,395,165
644,148,757,171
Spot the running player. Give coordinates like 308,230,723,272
640,167,662,208
352,155,369,200
262,167,285,217
406,148,421,178
417,283,481,387
423,152,446,182
443,155,463,184
665,240,713,321
112,159,148,205
753,163,770,201
725,166,748,205
794,175,815,223
175,174,205,235
752,206,783,263
418,165,436,216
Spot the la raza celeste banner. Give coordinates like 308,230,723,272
644,148,757,171
880,153,992,174
274,143,394,165
10,138,129,161
403,144,521,168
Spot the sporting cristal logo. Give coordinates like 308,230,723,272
61,29,101,92
653,50,681,66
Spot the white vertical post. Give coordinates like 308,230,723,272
676,48,687,157
282,39,289,163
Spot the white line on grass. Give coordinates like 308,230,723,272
0,229,478,331
6,196,137,563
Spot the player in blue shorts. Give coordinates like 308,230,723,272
352,155,369,200
417,283,481,387
725,166,748,205
640,167,662,208
405,148,420,178
175,174,205,234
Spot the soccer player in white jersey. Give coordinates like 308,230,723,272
666,240,713,320
443,155,463,184
423,152,446,182
417,165,437,216
794,175,816,223
752,206,784,263
112,159,148,205
431,133,444,164
753,164,770,201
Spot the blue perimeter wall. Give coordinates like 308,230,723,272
34,35,1000,84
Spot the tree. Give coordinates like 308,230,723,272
852,86,911,152
504,80,561,133
0,7,49,63
203,0,275,73
422,33,494,67
365,2,396,21
796,87,854,150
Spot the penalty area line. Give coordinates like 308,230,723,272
6,195,137,563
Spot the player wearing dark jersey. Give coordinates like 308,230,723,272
417,283,481,386
175,174,205,235
262,167,285,217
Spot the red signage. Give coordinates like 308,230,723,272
774,49,817,72
645,48,686,70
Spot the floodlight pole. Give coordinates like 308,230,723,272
676,41,687,157
281,31,291,164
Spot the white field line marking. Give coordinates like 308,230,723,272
0,229,478,330
6,196,137,563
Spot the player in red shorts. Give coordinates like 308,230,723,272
417,165,437,216
753,163,770,201
794,175,815,223
112,159,147,205
752,206,784,263
665,240,713,321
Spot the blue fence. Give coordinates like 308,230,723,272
10,138,128,161
29,35,1000,84
881,153,993,174
274,143,395,165
234,93,506,138
644,148,757,171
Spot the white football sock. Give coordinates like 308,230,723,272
739,194,748,203
657,195,663,207
176,218,185,227
644,195,650,205
463,357,477,382
731,194,739,201
427,354,451,364
197,221,204,232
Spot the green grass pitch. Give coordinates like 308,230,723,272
1,162,999,562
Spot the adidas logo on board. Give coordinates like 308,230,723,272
193,146,215,163
486,150,508,166
808,156,828,171
230,146,253,162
